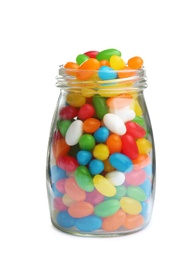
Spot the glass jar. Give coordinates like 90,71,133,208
46,65,156,236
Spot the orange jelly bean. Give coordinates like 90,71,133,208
102,209,126,232
64,62,79,75
100,60,110,67
52,138,70,160
132,154,151,170
76,58,100,80
118,66,137,78
65,178,86,201
106,134,122,154
106,94,132,109
68,201,94,218
83,118,101,133
123,214,144,230
128,56,143,69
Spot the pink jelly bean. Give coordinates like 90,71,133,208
56,178,66,194
121,134,139,160
125,169,147,186
86,189,104,205
59,106,79,120
84,51,99,58
53,197,68,211
57,155,78,172
78,104,95,120
65,178,86,201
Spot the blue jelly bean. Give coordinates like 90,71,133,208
141,201,149,219
143,164,152,176
140,179,152,199
98,66,117,80
75,215,102,232
77,150,92,165
109,153,133,172
56,211,75,228
89,159,104,175
52,183,64,197
94,127,109,143
50,165,68,183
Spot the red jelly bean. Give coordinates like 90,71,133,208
84,51,99,58
78,104,95,120
125,121,146,139
53,130,63,143
59,106,78,120
121,134,139,160
57,155,78,172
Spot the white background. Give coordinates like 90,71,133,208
0,0,194,259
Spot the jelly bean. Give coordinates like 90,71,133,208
52,138,70,160
57,119,71,137
125,121,146,139
81,87,97,98
110,55,125,70
94,199,120,217
76,54,89,65
141,201,149,219
53,197,68,211
102,209,126,232
68,144,80,158
121,134,139,160
117,67,137,79
86,189,104,205
92,95,108,119
83,118,101,133
50,165,68,183
128,56,143,69
68,201,94,218
94,126,109,143
99,60,110,67
56,178,66,194
123,214,144,230
79,134,95,150
57,155,78,172
65,120,83,146
143,164,152,176
109,153,133,172
56,211,75,228
140,179,152,199
132,116,146,128
103,158,115,172
98,66,117,80
106,94,132,109
76,58,100,80
127,186,147,202
59,106,78,120
103,113,126,135
52,183,64,197
93,144,109,161
109,106,136,123
78,103,95,120
130,99,143,116
65,178,86,201
93,175,116,197
120,197,142,215
64,62,79,76
84,50,99,58
110,185,127,200
96,48,121,61
76,150,92,165
106,134,122,154
105,171,125,186
136,138,152,154
75,166,94,192
66,93,86,107
132,154,151,170
89,159,104,175
62,193,75,206
75,215,102,232
53,130,63,142
125,169,147,186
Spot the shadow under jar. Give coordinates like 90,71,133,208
46,65,156,237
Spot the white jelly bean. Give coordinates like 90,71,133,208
65,120,83,146
109,106,136,122
103,113,126,135
105,171,125,186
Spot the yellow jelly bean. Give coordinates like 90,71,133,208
130,99,142,116
110,55,126,70
136,138,152,154
66,93,86,107
93,144,110,161
81,87,96,97
120,197,142,215
93,175,116,197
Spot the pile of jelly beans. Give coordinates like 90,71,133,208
50,49,153,234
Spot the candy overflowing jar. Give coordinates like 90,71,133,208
46,49,156,236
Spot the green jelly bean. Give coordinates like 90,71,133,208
127,186,147,202
92,95,108,120
132,116,146,128
75,166,94,192
76,54,89,65
109,185,127,200
79,134,95,150
96,48,121,61
57,119,71,137
94,199,120,217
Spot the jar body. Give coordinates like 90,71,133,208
46,81,156,236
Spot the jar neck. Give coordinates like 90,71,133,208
56,65,147,94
